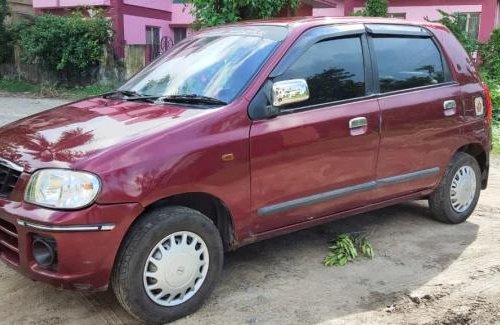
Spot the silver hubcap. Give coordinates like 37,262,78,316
450,166,477,213
143,231,209,306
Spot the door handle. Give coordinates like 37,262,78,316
349,117,368,136
349,117,368,129
443,100,457,116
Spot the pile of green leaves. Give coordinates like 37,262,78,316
17,11,112,72
0,0,12,63
187,0,300,28
323,234,374,267
352,0,388,17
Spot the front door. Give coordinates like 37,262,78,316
249,29,381,233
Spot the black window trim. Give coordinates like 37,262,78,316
366,26,455,96
248,23,458,121
275,34,374,116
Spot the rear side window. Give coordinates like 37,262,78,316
276,37,366,108
372,37,447,93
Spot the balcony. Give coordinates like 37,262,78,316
33,0,111,9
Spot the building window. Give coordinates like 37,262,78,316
457,12,481,40
146,26,161,60
173,27,187,43
388,13,406,19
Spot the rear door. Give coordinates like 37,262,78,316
249,25,381,233
367,25,464,201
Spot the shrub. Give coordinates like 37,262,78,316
486,77,500,124
480,29,500,80
17,11,112,72
431,10,477,53
480,29,500,124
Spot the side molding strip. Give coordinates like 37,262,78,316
258,167,440,217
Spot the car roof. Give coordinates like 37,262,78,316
230,16,444,31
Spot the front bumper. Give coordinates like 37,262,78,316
0,199,143,291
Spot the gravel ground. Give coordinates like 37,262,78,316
0,96,499,325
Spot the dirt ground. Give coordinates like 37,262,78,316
0,96,500,324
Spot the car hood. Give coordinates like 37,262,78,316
0,97,209,172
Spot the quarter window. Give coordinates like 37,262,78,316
276,37,366,108
372,37,446,93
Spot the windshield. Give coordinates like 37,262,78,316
119,25,288,104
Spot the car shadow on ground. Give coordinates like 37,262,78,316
82,200,478,324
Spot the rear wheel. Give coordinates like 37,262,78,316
429,152,481,224
112,206,223,324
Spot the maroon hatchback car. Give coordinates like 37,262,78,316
0,17,493,323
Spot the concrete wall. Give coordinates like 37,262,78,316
124,0,171,11
313,2,345,16
353,4,483,20
171,3,194,26
6,0,35,20
123,14,173,44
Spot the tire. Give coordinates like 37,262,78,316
112,206,224,324
429,152,481,224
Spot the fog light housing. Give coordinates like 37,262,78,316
32,236,57,268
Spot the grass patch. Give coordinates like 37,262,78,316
0,77,40,93
0,77,113,99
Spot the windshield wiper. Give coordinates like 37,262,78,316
157,95,227,106
103,90,157,101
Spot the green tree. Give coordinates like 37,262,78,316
480,29,500,123
186,0,301,28
0,0,12,63
353,0,388,17
480,29,500,79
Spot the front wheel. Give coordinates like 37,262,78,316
112,206,223,324
429,152,481,224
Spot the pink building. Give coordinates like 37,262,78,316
318,0,500,42
32,0,497,60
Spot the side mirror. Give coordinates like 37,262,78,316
272,79,310,107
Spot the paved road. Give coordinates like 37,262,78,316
0,95,499,324
0,96,69,125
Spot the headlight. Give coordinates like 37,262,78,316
25,169,101,209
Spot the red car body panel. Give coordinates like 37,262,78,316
250,98,380,233
0,17,491,290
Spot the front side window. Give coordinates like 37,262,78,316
121,26,288,104
275,37,366,108
373,37,446,93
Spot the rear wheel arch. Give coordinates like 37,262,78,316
455,143,489,188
